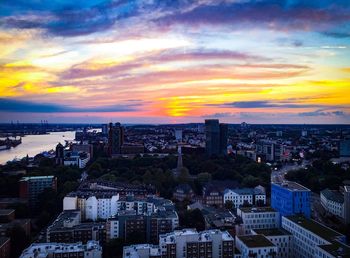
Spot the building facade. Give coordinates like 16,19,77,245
108,122,124,156
271,181,311,219
235,207,280,235
251,228,292,258
47,210,106,244
223,186,266,208
282,215,350,258
19,176,57,209
123,229,234,258
235,235,278,258
205,119,228,156
320,189,344,218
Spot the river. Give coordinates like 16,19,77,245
0,131,75,164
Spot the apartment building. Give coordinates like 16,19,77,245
123,229,234,258
64,193,172,221
235,207,280,235
235,234,278,258
251,228,292,258
320,188,344,218
19,241,102,258
47,210,106,244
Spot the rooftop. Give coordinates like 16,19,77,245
237,235,275,248
321,189,344,204
238,206,276,213
160,229,233,243
123,244,161,258
19,241,101,258
252,228,292,236
318,241,350,257
284,216,343,242
20,175,55,181
273,181,310,192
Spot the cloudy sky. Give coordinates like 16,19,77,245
0,0,349,124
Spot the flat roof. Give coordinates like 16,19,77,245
273,181,310,191
20,175,55,181
252,228,292,236
237,235,275,248
284,216,343,241
318,241,350,257
321,189,344,204
239,207,276,213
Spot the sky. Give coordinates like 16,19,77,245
0,0,350,124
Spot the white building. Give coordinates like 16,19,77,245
235,235,278,258
123,229,234,258
159,229,233,258
123,244,161,258
251,228,292,258
282,215,350,258
64,151,90,168
320,189,344,218
20,241,102,258
64,194,174,221
236,207,280,235
223,186,266,208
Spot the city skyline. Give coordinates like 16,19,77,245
0,0,350,124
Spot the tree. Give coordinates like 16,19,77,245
178,167,190,183
224,200,234,210
197,172,212,184
179,209,205,231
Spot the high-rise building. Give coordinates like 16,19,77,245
19,176,57,209
108,122,124,156
271,181,311,219
219,123,228,155
101,123,108,135
55,143,64,165
205,119,228,156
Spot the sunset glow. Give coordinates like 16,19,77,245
0,1,349,123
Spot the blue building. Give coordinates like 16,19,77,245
271,181,311,219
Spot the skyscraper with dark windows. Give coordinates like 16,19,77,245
205,119,228,156
108,123,124,156
219,123,228,155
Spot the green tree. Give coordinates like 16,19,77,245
224,200,234,210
